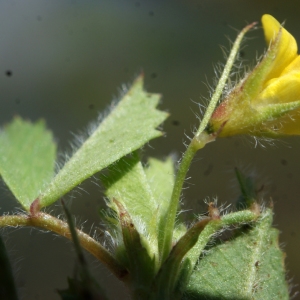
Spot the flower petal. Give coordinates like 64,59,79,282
281,55,300,75
262,14,298,79
254,72,300,106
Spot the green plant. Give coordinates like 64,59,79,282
0,14,295,300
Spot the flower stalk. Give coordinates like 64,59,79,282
160,22,257,264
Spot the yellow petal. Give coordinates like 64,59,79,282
261,14,298,78
256,72,300,106
281,55,300,75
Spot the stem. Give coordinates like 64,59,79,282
160,22,257,264
0,213,128,281
196,22,257,136
160,143,198,263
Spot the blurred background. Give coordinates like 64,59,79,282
0,0,300,299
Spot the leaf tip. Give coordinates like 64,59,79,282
134,73,145,86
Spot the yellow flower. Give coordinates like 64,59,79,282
207,14,300,137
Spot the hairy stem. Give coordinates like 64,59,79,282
160,143,198,263
0,213,128,281
196,22,257,136
159,22,257,264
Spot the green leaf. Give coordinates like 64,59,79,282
101,152,158,257
113,199,155,299
184,209,289,300
39,75,168,208
0,118,56,210
145,157,176,255
145,157,174,218
186,210,257,272
152,218,210,299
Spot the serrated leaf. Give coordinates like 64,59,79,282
39,75,168,208
0,118,56,210
184,209,289,300
101,152,158,257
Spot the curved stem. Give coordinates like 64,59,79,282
0,213,128,281
160,22,257,264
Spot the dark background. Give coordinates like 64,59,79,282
0,1,300,299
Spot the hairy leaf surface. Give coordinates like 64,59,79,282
0,118,56,210
39,76,168,207
184,209,289,300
